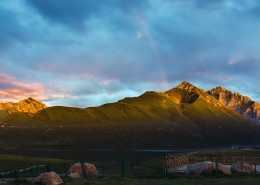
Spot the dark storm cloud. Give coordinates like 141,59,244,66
26,0,102,29
194,0,225,8
0,5,28,52
26,0,147,30
1,0,260,106
145,0,260,83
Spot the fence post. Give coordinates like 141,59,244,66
254,158,256,175
187,156,189,174
14,170,18,182
164,155,168,178
215,154,218,178
242,156,244,175
30,167,35,182
121,158,125,177
80,161,86,178
212,160,214,177
143,159,146,177
162,158,165,177
63,164,68,178
46,165,51,172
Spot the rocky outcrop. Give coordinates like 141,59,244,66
34,172,63,185
0,97,47,114
208,86,260,124
186,161,231,175
165,81,201,104
230,162,255,174
68,162,97,178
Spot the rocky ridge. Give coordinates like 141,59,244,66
0,97,47,114
208,86,260,124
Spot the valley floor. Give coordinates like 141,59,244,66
67,177,260,185
2,149,260,185
5,176,260,185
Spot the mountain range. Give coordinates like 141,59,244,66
0,81,259,147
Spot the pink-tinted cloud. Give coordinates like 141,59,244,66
100,79,118,86
227,55,245,65
0,73,47,102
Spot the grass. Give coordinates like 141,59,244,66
65,176,260,185
2,149,260,184
5,176,260,185
0,154,71,171
191,149,260,157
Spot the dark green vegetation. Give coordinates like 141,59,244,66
2,149,260,185
65,177,260,185
5,176,260,185
191,149,260,157
0,154,70,170
0,81,260,147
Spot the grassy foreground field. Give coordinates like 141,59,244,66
65,177,260,185
2,149,260,184
0,154,71,170
169,148,260,158
3,176,260,185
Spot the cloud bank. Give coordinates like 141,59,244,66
0,0,260,107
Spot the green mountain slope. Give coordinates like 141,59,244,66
0,81,259,147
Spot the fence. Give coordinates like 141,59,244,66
3,154,260,183
0,158,164,184
164,155,260,176
0,161,75,184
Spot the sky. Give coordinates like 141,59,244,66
0,0,260,107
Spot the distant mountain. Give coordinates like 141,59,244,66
0,81,259,147
0,97,47,114
0,98,47,121
208,86,260,124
